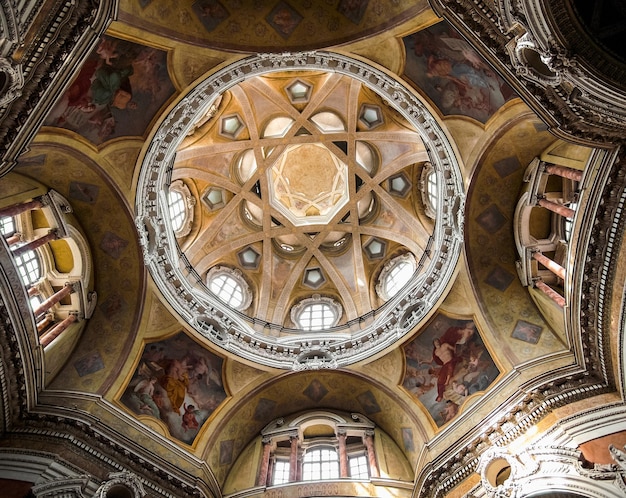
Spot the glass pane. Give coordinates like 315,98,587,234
349,455,369,479
273,460,290,484
0,216,15,236
14,249,41,286
210,274,244,308
168,190,186,231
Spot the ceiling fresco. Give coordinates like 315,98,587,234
120,331,227,445
43,35,175,146
402,313,500,428
402,20,517,123
119,0,428,52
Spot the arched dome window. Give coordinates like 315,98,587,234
167,180,194,237
206,266,252,311
291,295,342,330
167,190,185,232
376,253,417,301
420,162,438,219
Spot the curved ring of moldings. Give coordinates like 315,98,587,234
94,471,146,498
135,51,465,370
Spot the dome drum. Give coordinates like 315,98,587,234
136,51,465,370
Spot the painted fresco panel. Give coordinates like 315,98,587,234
402,315,500,427
403,21,516,123
121,332,227,445
45,35,174,145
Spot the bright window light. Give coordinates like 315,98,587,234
209,274,245,308
14,249,41,287
349,454,369,479
563,202,578,241
0,216,15,236
302,448,339,481
297,302,336,330
168,190,186,232
30,294,42,312
385,259,415,297
427,169,438,212
273,460,290,484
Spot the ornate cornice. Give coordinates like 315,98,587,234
577,150,626,387
7,412,215,497
416,373,610,497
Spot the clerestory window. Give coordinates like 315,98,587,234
273,460,290,485
349,454,369,479
260,411,378,487
302,447,339,481
168,190,186,232
0,216,15,236
291,295,342,331
376,253,417,301
206,266,252,311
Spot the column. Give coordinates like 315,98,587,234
363,430,379,478
337,431,348,478
33,282,76,317
289,436,299,482
544,163,583,182
5,233,21,246
39,313,78,347
0,198,43,218
532,251,566,280
537,198,575,219
267,457,275,487
534,279,565,307
12,229,59,258
257,437,272,487
36,314,55,333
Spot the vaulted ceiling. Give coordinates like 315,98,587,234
0,1,625,497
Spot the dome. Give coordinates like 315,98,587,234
136,52,464,369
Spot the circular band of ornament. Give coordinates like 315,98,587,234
135,51,465,370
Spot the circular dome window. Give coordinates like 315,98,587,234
136,52,464,369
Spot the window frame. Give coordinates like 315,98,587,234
301,446,340,481
206,266,253,311
376,252,417,302
167,180,195,237
290,295,342,331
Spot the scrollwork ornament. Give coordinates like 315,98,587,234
0,57,24,107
